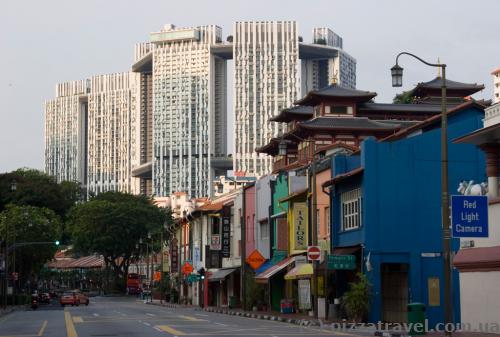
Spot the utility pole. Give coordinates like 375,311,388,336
311,157,319,319
240,186,247,310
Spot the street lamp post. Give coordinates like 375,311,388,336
391,52,452,336
3,179,17,308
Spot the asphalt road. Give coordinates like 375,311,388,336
0,297,364,337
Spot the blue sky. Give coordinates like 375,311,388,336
1,0,499,172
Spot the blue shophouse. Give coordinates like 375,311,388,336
323,101,486,326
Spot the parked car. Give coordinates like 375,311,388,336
59,291,79,306
73,290,89,306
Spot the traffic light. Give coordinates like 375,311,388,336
55,240,60,246
198,268,205,280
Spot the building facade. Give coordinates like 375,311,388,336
45,80,89,184
233,21,300,177
233,22,357,178
45,72,140,196
150,24,228,198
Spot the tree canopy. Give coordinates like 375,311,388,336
68,191,168,290
393,90,416,104
0,205,61,285
0,168,83,217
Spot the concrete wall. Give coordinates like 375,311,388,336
459,271,500,329
256,175,272,258
244,185,256,256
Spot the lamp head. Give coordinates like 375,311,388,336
391,64,403,87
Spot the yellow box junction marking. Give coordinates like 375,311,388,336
178,315,207,322
156,325,187,335
64,309,78,337
38,320,48,336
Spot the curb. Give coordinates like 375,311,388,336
145,301,197,310
203,307,319,327
0,305,23,318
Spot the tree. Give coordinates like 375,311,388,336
68,192,167,291
393,90,416,104
314,38,327,45
0,205,61,289
0,168,82,217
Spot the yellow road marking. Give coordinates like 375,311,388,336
38,320,47,336
64,309,78,337
178,315,207,322
156,325,187,336
72,317,83,323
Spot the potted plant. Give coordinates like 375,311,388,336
342,272,372,322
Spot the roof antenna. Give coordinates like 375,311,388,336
437,57,441,78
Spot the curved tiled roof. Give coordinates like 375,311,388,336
295,85,377,106
298,117,401,131
270,105,314,123
410,77,484,98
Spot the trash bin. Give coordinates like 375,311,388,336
407,302,426,335
228,296,237,308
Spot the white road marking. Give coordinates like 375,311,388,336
146,313,156,317
143,322,151,326
121,313,127,316
154,327,162,332
195,313,209,317
93,313,99,317
214,322,227,326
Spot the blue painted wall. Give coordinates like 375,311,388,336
330,106,486,326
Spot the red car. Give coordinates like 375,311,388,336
59,291,79,306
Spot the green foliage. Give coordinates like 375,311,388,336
314,38,327,45
393,90,416,104
0,205,61,285
342,272,372,322
244,269,266,310
0,168,82,217
68,191,167,291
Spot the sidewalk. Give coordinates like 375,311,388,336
0,305,24,319
143,302,500,337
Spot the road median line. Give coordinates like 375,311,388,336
38,320,47,336
64,309,78,337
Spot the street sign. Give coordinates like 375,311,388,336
246,249,265,270
451,195,489,238
307,246,321,261
181,261,194,275
327,254,356,270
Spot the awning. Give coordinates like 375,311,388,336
255,260,274,274
278,189,308,203
332,245,360,255
208,268,238,282
270,211,286,219
284,263,313,280
453,246,500,272
255,256,295,283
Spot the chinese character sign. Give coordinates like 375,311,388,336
221,216,231,258
293,202,308,251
